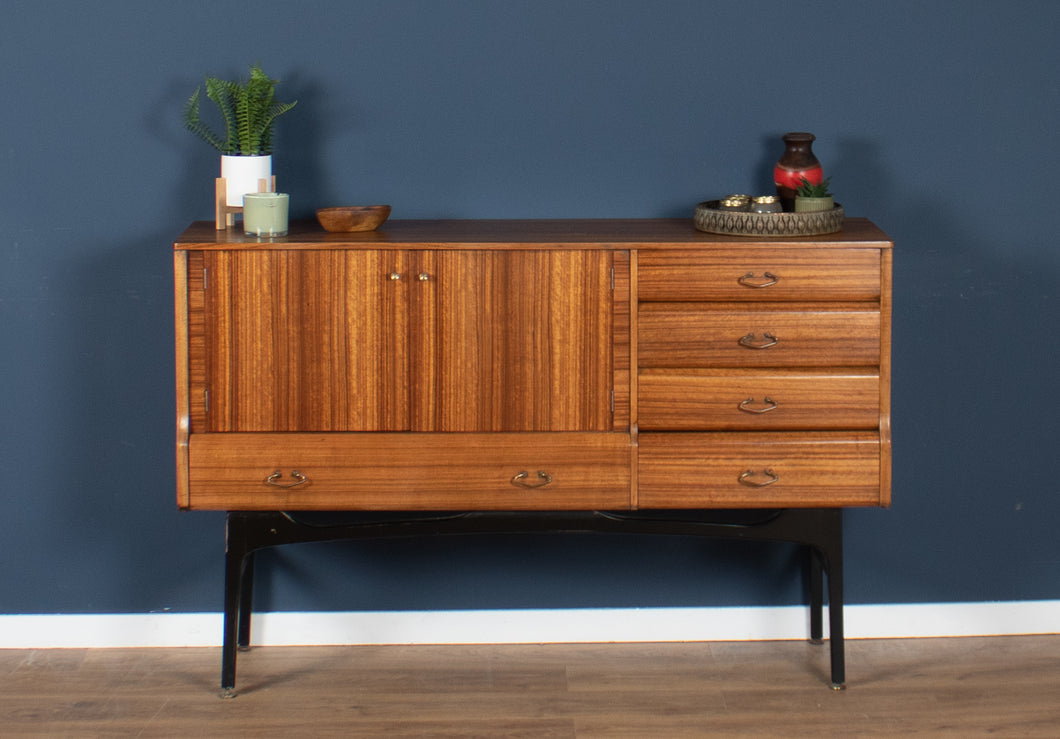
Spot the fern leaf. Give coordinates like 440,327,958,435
204,77,240,154
258,100,297,155
182,88,229,153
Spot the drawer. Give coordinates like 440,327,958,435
186,432,631,511
638,248,880,302
638,303,880,368
638,432,882,508
638,370,880,430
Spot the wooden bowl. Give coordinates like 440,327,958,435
316,205,391,232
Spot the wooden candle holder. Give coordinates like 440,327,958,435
215,176,277,230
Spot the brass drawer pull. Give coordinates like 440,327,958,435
511,470,553,489
389,272,402,281
737,271,779,288
265,470,308,489
738,397,779,414
739,332,779,349
738,469,779,488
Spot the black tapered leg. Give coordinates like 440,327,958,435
220,513,249,697
826,540,846,690
808,546,824,644
801,509,845,688
237,553,255,651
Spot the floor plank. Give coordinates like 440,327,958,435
1,636,1058,737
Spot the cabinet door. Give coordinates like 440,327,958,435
410,250,614,431
201,250,411,432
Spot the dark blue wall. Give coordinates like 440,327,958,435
2,1,1057,615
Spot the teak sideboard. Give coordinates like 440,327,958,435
173,218,892,695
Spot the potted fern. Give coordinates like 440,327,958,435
794,176,835,213
182,63,297,208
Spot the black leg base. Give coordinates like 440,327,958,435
218,508,846,694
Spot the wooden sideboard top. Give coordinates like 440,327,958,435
174,217,892,251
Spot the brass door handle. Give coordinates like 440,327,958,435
738,332,779,349
738,469,779,488
737,272,779,288
511,470,553,489
265,471,308,489
738,397,779,414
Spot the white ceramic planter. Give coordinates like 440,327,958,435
220,155,272,207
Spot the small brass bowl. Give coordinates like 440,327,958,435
316,205,391,232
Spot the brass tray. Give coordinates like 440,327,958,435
694,200,844,237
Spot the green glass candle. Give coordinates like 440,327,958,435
243,192,289,236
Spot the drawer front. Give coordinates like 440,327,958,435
639,304,881,368
638,432,882,508
638,370,879,430
638,248,881,302
187,432,631,511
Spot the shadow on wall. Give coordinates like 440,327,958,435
750,134,894,207
146,72,350,223
250,533,809,612
0,226,225,612
846,163,1059,603
272,74,350,219
58,230,224,612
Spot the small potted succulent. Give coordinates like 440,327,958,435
794,176,835,213
182,63,297,207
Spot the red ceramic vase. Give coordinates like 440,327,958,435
774,132,823,210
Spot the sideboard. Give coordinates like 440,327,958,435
173,218,892,695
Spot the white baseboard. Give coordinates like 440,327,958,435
1,601,1057,649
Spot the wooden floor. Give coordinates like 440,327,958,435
2,636,1058,737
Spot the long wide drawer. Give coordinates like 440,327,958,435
638,248,881,302
186,432,631,511
638,370,880,430
639,304,881,368
638,432,882,508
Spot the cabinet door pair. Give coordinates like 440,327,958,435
193,249,615,433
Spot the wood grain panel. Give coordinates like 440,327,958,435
411,250,613,432
173,216,894,250
638,432,881,508
639,303,880,368
638,248,881,302
199,249,613,433
638,369,880,430
879,248,893,506
174,251,191,508
187,432,631,510
611,250,631,430
203,250,409,432
185,251,207,433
